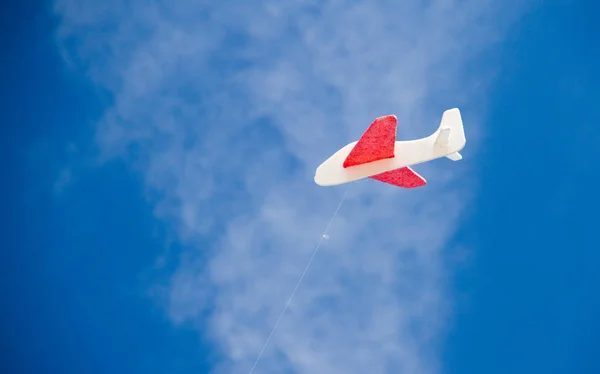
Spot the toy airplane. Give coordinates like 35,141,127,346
314,108,466,188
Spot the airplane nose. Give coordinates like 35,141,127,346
314,168,324,185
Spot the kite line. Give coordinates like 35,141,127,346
248,185,350,374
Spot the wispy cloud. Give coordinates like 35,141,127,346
53,0,529,372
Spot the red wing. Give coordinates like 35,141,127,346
369,166,426,188
343,115,397,168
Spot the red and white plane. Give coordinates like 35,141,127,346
314,108,466,188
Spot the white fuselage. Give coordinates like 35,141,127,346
314,130,465,186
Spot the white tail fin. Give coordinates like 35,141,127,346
446,152,462,161
433,108,466,159
435,128,451,146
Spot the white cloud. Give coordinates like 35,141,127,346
53,0,529,373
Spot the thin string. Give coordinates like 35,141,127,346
248,185,351,374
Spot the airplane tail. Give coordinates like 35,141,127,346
433,108,466,161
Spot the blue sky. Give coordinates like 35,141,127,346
2,1,599,374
